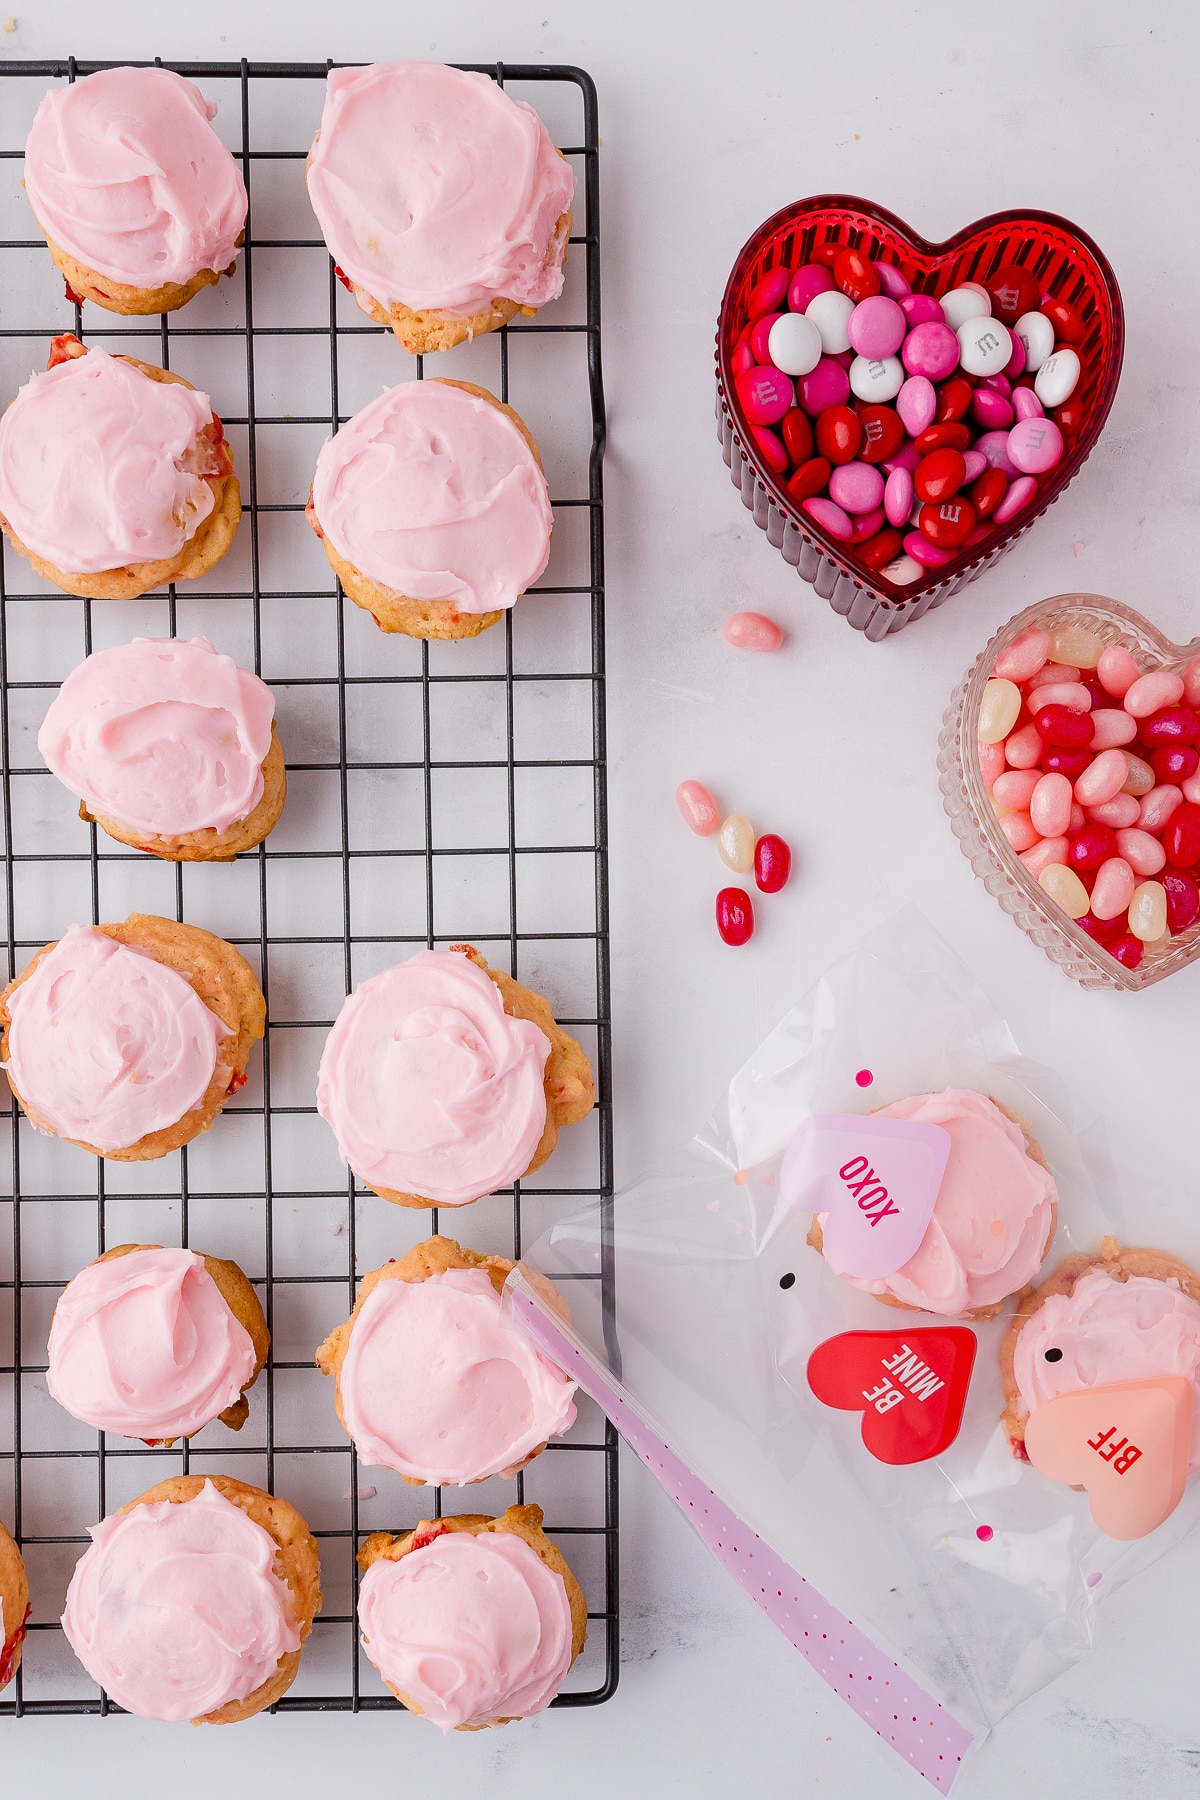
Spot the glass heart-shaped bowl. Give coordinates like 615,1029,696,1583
938,594,1200,991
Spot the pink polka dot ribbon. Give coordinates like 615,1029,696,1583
511,1281,975,1790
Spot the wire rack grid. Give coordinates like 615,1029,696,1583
0,58,616,1715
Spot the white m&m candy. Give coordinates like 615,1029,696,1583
1014,310,1055,372
848,354,904,402
805,288,855,354
1034,347,1081,408
766,312,823,377
940,285,992,330
957,316,1013,377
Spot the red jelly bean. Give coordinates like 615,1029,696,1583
781,407,814,466
810,242,844,269
1164,871,1200,934
815,404,862,465
716,886,754,946
1151,744,1200,786
913,421,971,454
919,497,976,548
858,527,905,569
787,456,832,503
1035,704,1094,748
1040,296,1087,347
914,447,967,503
855,403,904,464
834,247,879,303
986,262,1042,325
1078,909,1129,947
1040,747,1093,780
935,376,973,425
1139,706,1200,747
1069,825,1116,870
1051,396,1084,439
1108,933,1144,970
1163,801,1200,868
754,834,791,893
968,466,1007,519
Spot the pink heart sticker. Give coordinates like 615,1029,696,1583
780,1112,950,1280
1023,1377,1193,1540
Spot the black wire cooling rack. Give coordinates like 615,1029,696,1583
0,58,616,1715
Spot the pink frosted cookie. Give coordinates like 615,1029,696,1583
306,61,574,353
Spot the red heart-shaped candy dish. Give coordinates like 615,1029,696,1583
1022,1377,1192,1540
716,196,1123,639
807,1327,977,1465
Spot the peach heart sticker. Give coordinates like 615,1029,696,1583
1023,1376,1193,1540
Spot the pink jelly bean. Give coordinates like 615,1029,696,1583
1028,663,1080,690
676,780,720,835
978,739,1007,785
1003,333,1026,379
992,475,1037,523
881,441,922,475
1032,681,1093,712
902,320,960,380
1140,784,1184,833
972,389,1014,430
1124,669,1186,718
993,770,1041,810
1183,769,1200,805
884,466,914,528
1019,835,1070,879
1183,654,1200,709
993,626,1050,683
1091,856,1136,919
829,461,884,514
1087,794,1141,829
1012,386,1044,421
803,496,853,540
974,431,1016,478
796,357,850,416
896,375,937,437
747,267,791,319
736,366,794,425
724,611,783,651
751,425,789,474
873,261,911,299
1005,722,1045,768
899,294,945,327
903,531,954,568
1090,709,1138,749
1069,802,1086,834
1001,812,1039,853
1115,827,1167,876
847,295,906,359
1030,771,1074,836
1097,644,1141,698
789,264,835,313
750,312,784,364
1008,416,1064,475
1074,747,1130,806
962,449,987,482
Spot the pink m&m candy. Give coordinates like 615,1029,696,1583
899,294,945,328
796,358,851,416
747,267,791,319
873,261,911,299
1012,386,1044,421
884,465,914,528
973,430,1016,477
829,461,884,515
846,295,906,359
896,375,937,437
992,475,1037,522
803,496,854,540
736,365,794,425
788,264,835,313
677,780,720,835
902,320,960,381
724,612,783,651
1007,415,1064,474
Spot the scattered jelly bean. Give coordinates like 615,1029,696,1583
754,833,791,893
1000,812,1040,853
1091,856,1136,919
884,466,914,528
751,426,789,474
1164,871,1200,934
717,813,755,872
1090,709,1138,749
805,288,856,354
803,496,854,540
1115,827,1167,877
724,612,783,652
899,293,945,328
747,267,791,319
940,286,991,331
1087,793,1141,829
978,739,1007,786
1011,385,1044,422
1073,747,1129,807
1128,879,1168,942
1007,415,1063,474
1121,753,1157,797
857,404,905,464
1049,625,1102,668
789,264,835,313
1124,670,1186,718
1163,801,1200,868
829,461,885,515
1032,681,1093,713
1034,703,1094,748
992,475,1038,522
716,886,754,947
1097,645,1141,698
1069,824,1116,870
902,320,960,381
1139,784,1184,833
1039,862,1091,919
993,769,1041,811
788,457,833,503
1019,835,1070,880
797,358,851,416
676,780,720,836
1004,721,1045,767
993,626,1050,683
736,366,794,425
1014,310,1055,371
1069,801,1086,833
957,317,1013,377
1030,771,1074,837
767,311,824,377
1034,347,1081,409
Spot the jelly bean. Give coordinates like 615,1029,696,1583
846,295,906,359
1069,803,1086,834
1074,747,1129,807
1121,753,1156,797
809,242,844,269
1042,748,1093,780
1028,681,1093,714
1115,827,1167,877
716,886,754,947
973,430,1016,477
1108,933,1144,970
914,447,967,503
1030,662,1078,692
781,407,815,465
992,474,1038,522
1001,812,1040,853
899,293,945,327
789,264,835,313
962,450,988,483
815,404,862,465
834,247,879,303
884,466,913,528
1128,879,1168,942
849,354,905,403
1092,856,1136,919
993,625,1050,683
767,312,824,378
939,286,991,331
977,678,1021,746
1068,824,1116,870
913,422,971,455
1014,309,1055,372
902,321,960,381
1139,705,1200,746
849,506,887,544
751,426,789,474
859,527,905,569
676,780,720,836
717,813,755,872
1039,296,1087,347
985,263,1041,325
797,358,851,416
957,317,1013,378
750,312,784,364
1087,794,1141,829
1151,744,1200,785
968,466,1007,519
880,554,924,585
993,769,1041,810
802,496,854,541
1012,386,1044,422
754,833,791,893
724,612,783,652
1184,769,1200,805
1139,784,1184,834
1039,862,1090,919
1163,801,1200,868
1077,911,1126,947
896,375,936,438
826,461,883,515
856,404,905,464
1019,835,1070,880
1034,347,1082,410
1005,722,1045,767
935,376,974,425
787,457,832,503
919,497,976,549
1090,709,1138,749
1008,416,1063,474
737,366,794,425
733,336,757,377
971,389,1014,430
1097,644,1141,698
1034,704,1094,748
747,267,791,320
1030,770,1074,836
903,531,955,568
874,261,911,299
1183,655,1200,708
1124,670,1186,718
1049,624,1102,668
1003,332,1027,380
1163,870,1200,934
806,288,856,354
978,739,1007,786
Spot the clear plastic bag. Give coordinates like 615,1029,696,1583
519,909,1200,1740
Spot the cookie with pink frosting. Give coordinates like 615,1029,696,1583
49,1244,270,1445
316,1234,577,1486
307,378,552,641
38,636,285,861
1001,1240,1200,1464
808,1090,1058,1321
357,1504,585,1730
0,1520,29,1694
0,335,240,601
25,66,247,315
62,1475,321,1724
316,944,594,1209
307,62,574,354
0,913,266,1161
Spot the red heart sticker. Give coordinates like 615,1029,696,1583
806,1328,977,1465
1023,1377,1193,1540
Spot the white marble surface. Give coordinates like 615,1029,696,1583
4,0,1200,1791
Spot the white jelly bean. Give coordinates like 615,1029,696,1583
1013,310,1055,372
805,289,856,355
1050,625,1102,668
978,677,1022,744
957,317,1013,377
940,286,992,331
1039,863,1091,919
717,813,755,872
1034,347,1081,409
1122,753,1156,796
1128,879,1168,942
766,312,824,377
